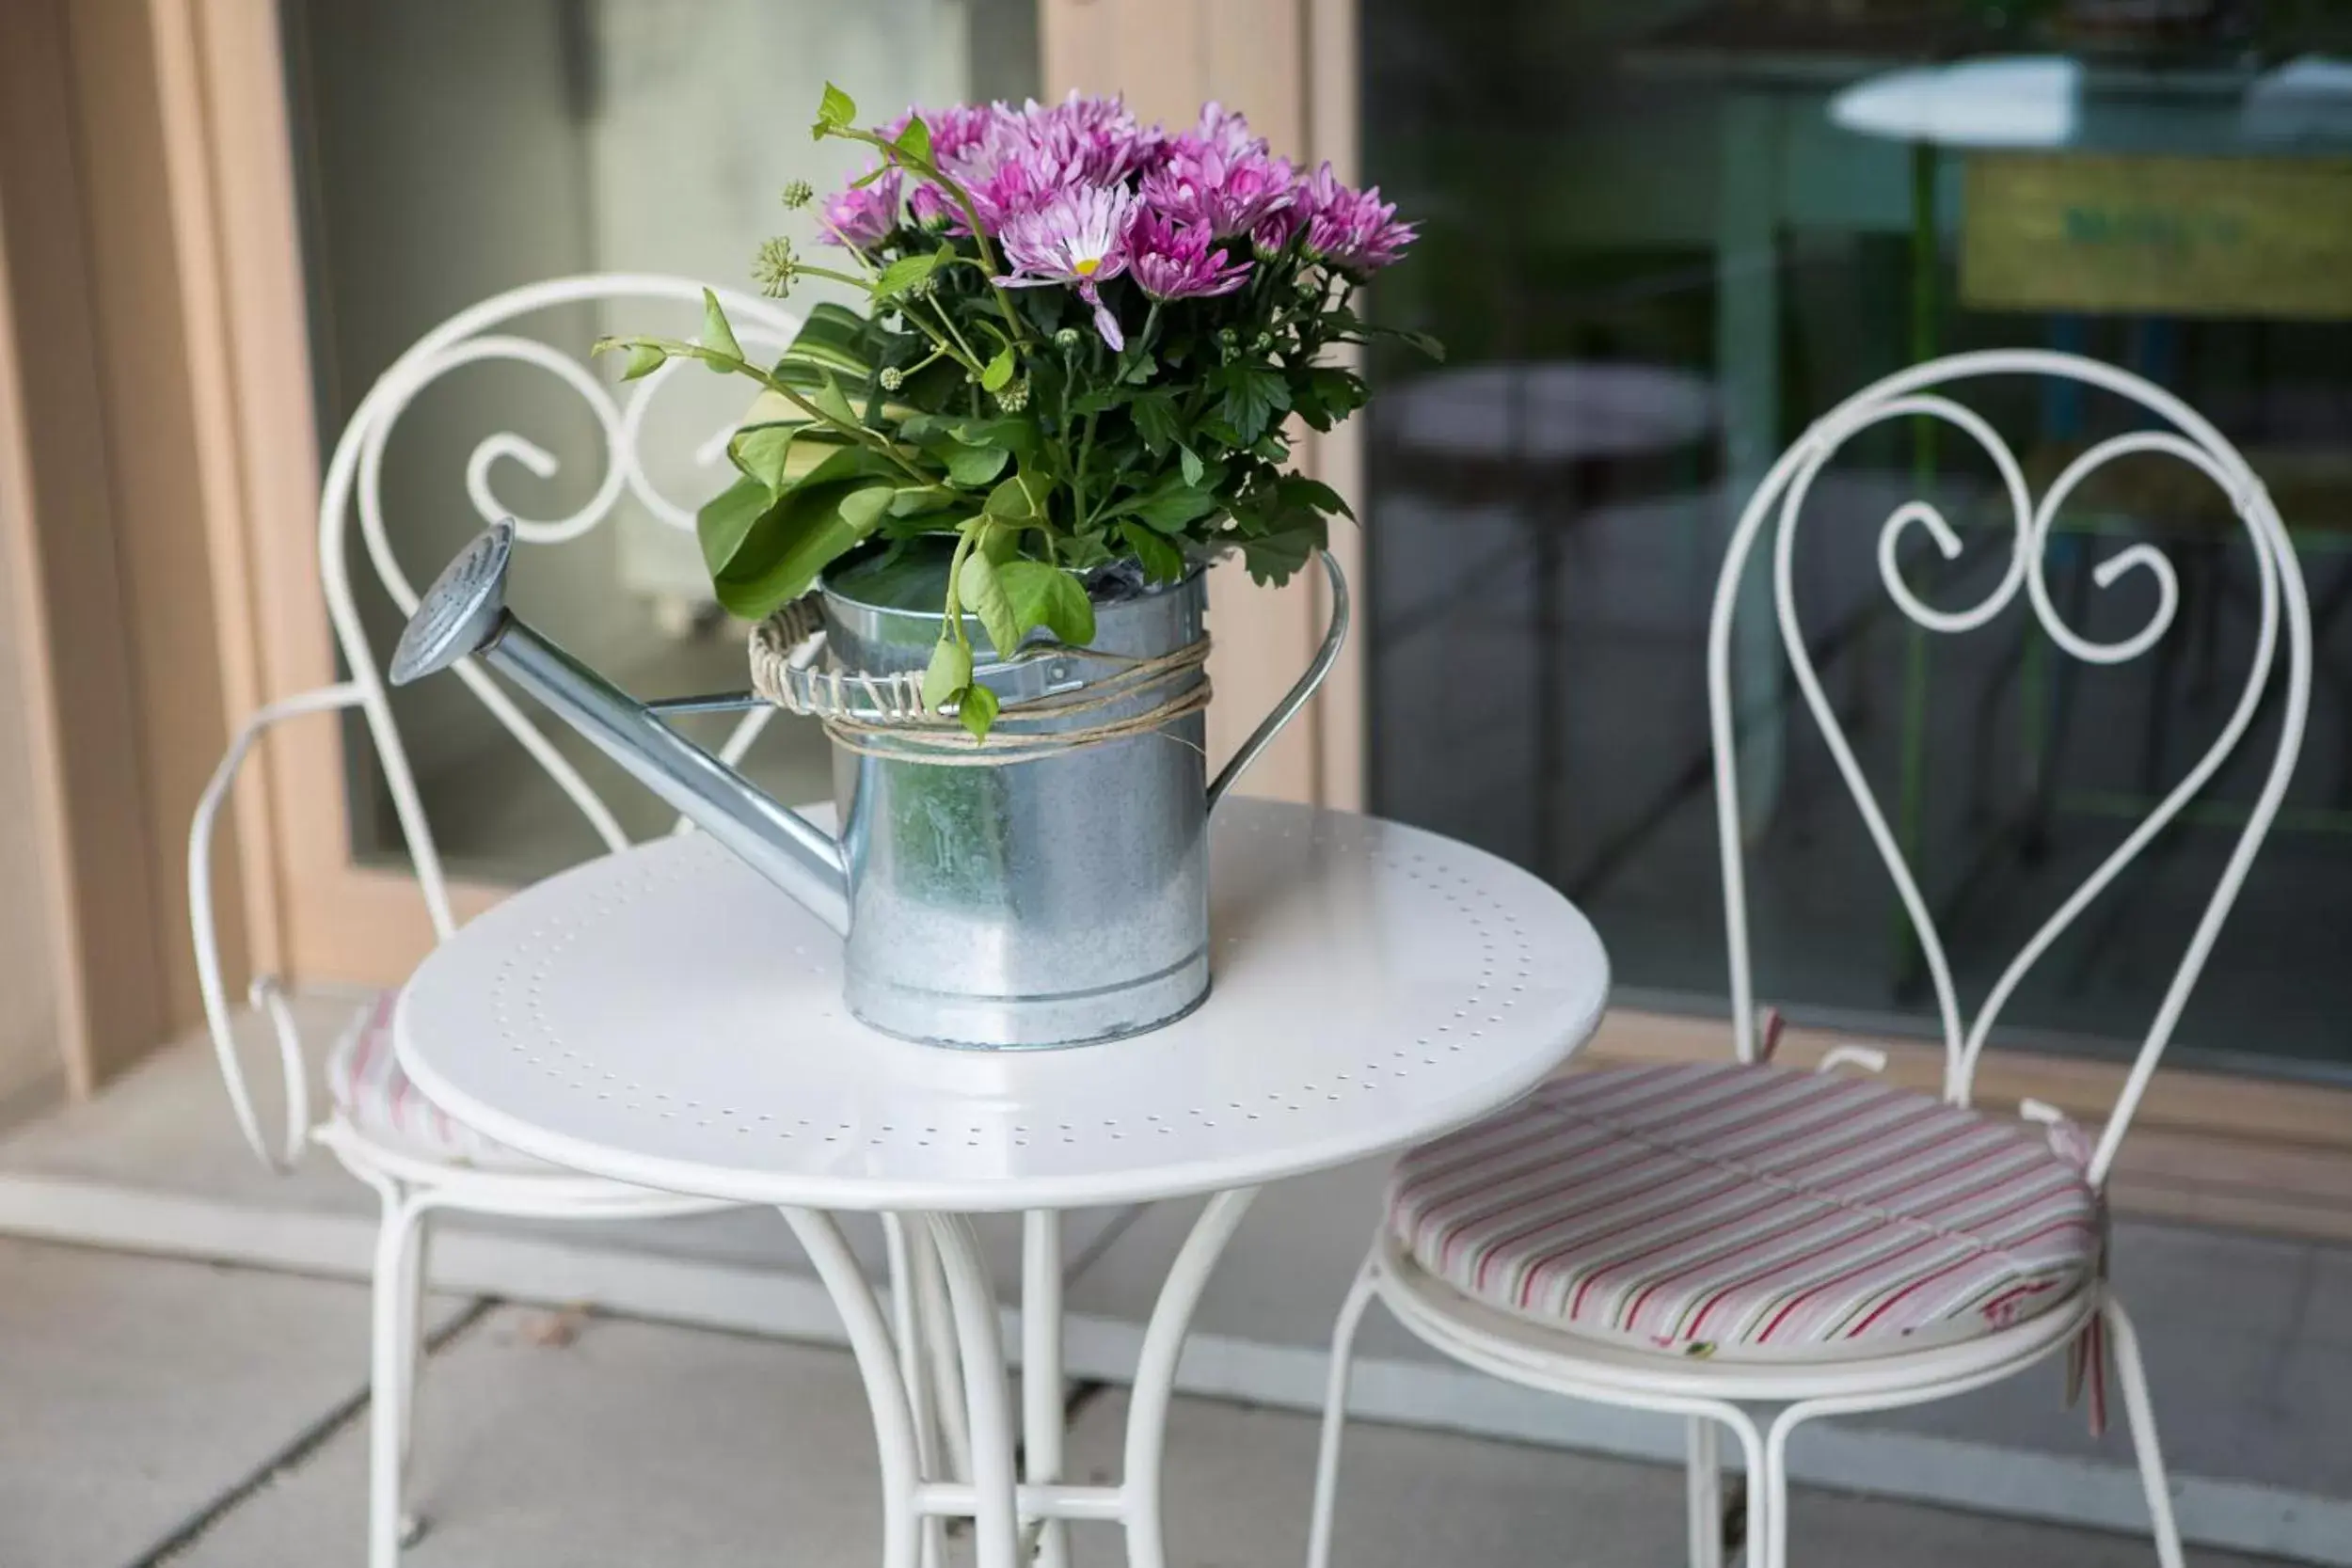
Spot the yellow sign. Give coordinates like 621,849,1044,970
1962,153,2352,321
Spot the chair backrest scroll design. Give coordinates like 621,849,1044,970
314,274,800,939
1707,349,2312,1188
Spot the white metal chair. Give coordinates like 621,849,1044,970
188,274,826,1566
1308,350,2312,1568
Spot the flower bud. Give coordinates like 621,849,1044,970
878,366,906,392
993,379,1030,414
752,236,799,298
1053,326,1082,349
779,180,815,210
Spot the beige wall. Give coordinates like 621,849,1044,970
0,511,59,1112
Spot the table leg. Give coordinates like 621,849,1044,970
1024,1210,1071,1568
924,1213,1024,1568
882,1215,950,1568
1123,1188,1261,1568
779,1207,923,1568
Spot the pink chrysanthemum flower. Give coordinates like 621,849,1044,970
817,166,901,248
1138,144,1295,240
1185,102,1266,161
995,184,1137,348
1127,209,1251,301
1294,161,1417,276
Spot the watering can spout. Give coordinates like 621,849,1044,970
389,521,851,936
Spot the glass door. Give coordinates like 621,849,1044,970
1357,0,2352,1079
281,0,1041,889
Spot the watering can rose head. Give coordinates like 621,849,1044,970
593,86,1437,738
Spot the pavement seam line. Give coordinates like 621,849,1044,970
129,1295,501,1568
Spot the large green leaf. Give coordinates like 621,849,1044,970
697,474,772,579
998,561,1095,647
708,477,895,619
776,303,879,379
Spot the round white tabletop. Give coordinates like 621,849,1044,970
395,799,1610,1213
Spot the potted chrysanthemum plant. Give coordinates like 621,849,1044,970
597,83,1433,740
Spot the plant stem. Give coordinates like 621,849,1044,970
620,338,934,484
823,126,1032,348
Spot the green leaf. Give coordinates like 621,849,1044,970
1217,364,1292,445
728,422,802,493
894,114,932,166
922,638,973,712
816,82,857,136
958,551,1021,657
696,475,772,578
705,477,895,618
952,418,1040,464
983,470,1051,521
874,250,943,299
1130,389,1182,454
700,290,743,362
1240,526,1321,587
1135,484,1218,533
1178,444,1205,487
812,372,859,428
998,560,1096,647
836,483,894,536
888,483,957,517
777,303,880,378
621,342,668,380
1120,522,1185,584
979,345,1015,393
1279,473,1357,522
957,682,999,741
942,442,1009,487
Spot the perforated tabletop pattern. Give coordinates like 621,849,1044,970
396,800,1610,1211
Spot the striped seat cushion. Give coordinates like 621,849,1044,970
326,993,544,1171
1388,1062,2098,1360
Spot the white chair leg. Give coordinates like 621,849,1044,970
396,1212,432,1492
1306,1261,1379,1568
2106,1295,2187,1568
368,1188,428,1568
1729,1409,1777,1568
1686,1417,1724,1568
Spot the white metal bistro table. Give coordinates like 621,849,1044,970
395,799,1609,1568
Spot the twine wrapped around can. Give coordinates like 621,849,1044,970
746,594,1212,766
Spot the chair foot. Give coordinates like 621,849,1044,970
1307,1260,1380,1568
400,1512,429,1549
2105,1296,2187,1568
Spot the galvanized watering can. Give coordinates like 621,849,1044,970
391,522,1345,1049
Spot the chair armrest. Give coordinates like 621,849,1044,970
187,683,367,1171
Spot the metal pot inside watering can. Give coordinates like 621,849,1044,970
390,520,1346,1050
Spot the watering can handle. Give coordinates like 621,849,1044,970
1206,550,1350,816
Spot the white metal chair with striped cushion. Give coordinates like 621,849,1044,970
1309,351,2311,1568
